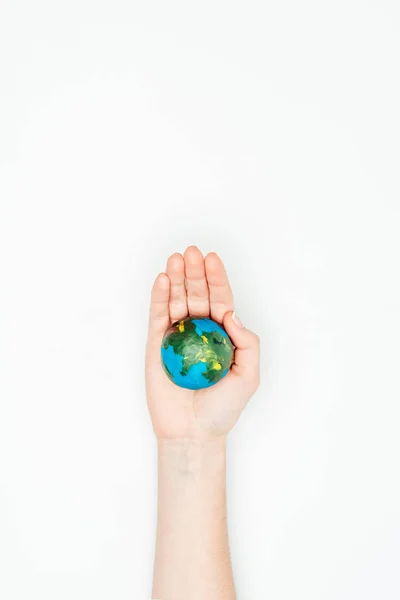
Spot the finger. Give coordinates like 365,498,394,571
184,245,210,317
223,311,260,389
147,273,170,357
205,252,234,322
166,253,188,323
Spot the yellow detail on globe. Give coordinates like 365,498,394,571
161,317,234,390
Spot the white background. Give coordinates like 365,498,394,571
1,1,399,598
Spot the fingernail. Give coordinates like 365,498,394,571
232,311,244,328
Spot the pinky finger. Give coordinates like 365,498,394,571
148,273,170,345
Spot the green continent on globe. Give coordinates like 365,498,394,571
161,317,234,389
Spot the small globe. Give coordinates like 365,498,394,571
161,317,234,390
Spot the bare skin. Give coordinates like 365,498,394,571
146,246,260,600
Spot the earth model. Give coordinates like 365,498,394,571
161,317,234,390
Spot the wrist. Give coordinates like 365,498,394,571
157,436,227,479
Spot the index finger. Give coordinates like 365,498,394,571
204,252,234,322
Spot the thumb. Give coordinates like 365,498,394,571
223,311,260,385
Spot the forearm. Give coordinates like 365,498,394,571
152,437,235,600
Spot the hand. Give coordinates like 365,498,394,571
146,246,260,441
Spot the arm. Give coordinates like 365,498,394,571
153,437,233,600
146,247,260,600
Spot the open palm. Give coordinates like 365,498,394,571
145,246,260,440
